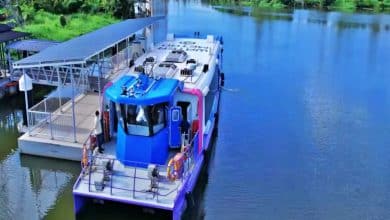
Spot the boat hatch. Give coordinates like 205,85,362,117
153,62,178,78
165,49,188,63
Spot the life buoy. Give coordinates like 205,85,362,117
81,145,88,169
6,81,18,87
103,111,110,142
167,158,179,181
89,135,97,149
167,153,186,181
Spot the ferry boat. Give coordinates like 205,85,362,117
73,33,224,219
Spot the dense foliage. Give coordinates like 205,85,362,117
22,0,136,19
211,0,390,11
0,0,140,41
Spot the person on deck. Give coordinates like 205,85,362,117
94,110,104,153
180,117,191,146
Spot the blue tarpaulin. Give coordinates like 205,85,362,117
13,16,164,68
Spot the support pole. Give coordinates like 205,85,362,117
49,113,53,139
6,47,12,75
71,66,77,143
97,54,102,111
126,38,129,67
57,67,62,111
23,69,31,136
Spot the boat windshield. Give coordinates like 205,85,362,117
116,102,167,136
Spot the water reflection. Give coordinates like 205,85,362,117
0,89,79,220
0,94,24,160
214,6,390,32
0,154,79,220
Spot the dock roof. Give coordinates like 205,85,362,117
7,39,59,52
0,24,29,43
13,16,164,68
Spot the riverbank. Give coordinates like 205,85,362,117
210,0,390,12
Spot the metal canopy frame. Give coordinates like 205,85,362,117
17,16,164,143
13,16,163,69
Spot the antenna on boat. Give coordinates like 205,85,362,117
121,86,128,96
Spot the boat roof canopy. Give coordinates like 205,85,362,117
13,16,164,68
106,75,181,106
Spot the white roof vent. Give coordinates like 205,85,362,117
167,33,174,41
165,49,188,63
206,35,214,43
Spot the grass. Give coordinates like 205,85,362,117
14,6,118,41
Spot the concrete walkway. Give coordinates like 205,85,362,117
18,92,100,161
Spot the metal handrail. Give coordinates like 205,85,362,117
80,180,181,198
28,110,76,141
82,131,200,202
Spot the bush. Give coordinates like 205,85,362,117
60,15,67,27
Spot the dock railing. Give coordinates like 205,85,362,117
102,46,136,77
77,132,199,205
110,47,130,73
27,94,79,142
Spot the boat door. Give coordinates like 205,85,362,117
169,106,182,148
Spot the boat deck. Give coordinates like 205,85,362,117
73,141,192,210
131,37,221,91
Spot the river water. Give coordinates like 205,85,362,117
1,1,390,220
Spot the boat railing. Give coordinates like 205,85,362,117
78,131,200,204
83,159,182,199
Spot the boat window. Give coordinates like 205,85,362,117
204,69,219,122
149,103,168,135
116,103,127,134
172,109,180,121
116,102,168,136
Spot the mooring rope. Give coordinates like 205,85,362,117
221,87,239,92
